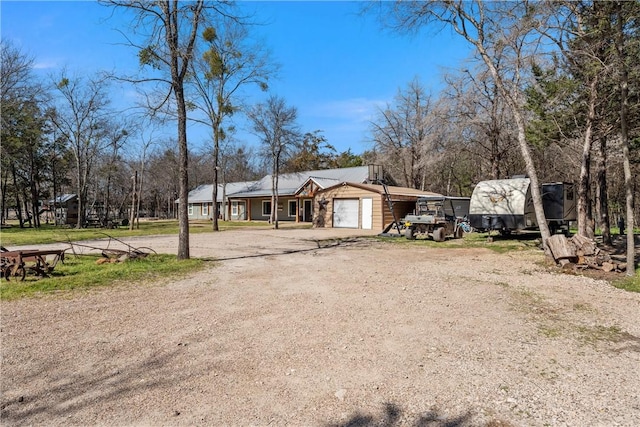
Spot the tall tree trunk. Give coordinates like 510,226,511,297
473,39,551,247
136,161,145,230
1,176,7,224
212,135,219,231
595,136,611,245
221,172,227,221
577,79,598,239
175,85,190,259
616,1,635,276
51,154,58,226
77,190,86,229
129,171,137,231
21,184,31,228
11,164,24,228
271,160,279,229
30,180,39,228
512,107,551,246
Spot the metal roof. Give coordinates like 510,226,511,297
48,194,77,204
318,182,442,198
183,181,259,204
229,166,370,198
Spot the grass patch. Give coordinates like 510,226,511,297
572,302,595,312
0,253,205,300
576,325,625,345
612,270,640,293
539,326,562,338
0,220,293,247
463,232,542,253
379,232,541,253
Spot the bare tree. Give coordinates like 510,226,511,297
1,41,48,227
1,41,37,126
247,95,300,229
189,19,274,230
50,72,112,228
443,65,520,181
381,1,553,246
223,144,261,182
102,0,237,259
134,123,159,229
145,141,181,219
100,123,130,225
370,78,438,189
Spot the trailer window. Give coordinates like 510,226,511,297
566,189,574,200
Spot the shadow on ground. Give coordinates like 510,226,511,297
326,402,513,427
1,348,183,424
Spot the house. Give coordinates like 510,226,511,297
185,181,258,220
226,166,371,223
48,194,78,225
184,165,444,231
314,182,441,230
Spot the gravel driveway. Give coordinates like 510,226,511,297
1,227,639,426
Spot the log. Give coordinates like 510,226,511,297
547,235,576,261
584,256,596,265
570,235,597,256
602,262,616,272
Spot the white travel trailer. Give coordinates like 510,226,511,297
469,178,576,234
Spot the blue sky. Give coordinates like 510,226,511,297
2,1,471,155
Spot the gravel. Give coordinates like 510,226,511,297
1,227,639,426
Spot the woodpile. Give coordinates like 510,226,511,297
546,234,627,272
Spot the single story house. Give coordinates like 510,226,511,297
185,181,258,220
314,182,441,230
226,166,372,223
183,165,445,231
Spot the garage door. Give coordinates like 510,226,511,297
333,199,359,228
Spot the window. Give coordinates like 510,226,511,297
188,204,194,216
566,187,574,201
231,202,238,216
262,201,271,216
288,200,297,217
202,203,208,216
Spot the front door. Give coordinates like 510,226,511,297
232,201,246,220
361,197,373,230
303,199,313,222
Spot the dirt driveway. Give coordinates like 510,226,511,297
2,227,639,426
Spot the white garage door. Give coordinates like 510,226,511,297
333,199,359,228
